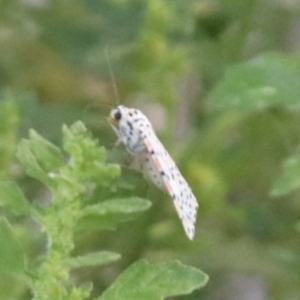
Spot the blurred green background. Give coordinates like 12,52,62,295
1,0,300,299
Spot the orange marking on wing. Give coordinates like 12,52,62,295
144,138,152,149
143,135,173,193
152,156,162,170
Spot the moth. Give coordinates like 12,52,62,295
108,105,198,240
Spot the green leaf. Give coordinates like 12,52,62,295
0,218,25,273
77,197,151,231
16,130,63,185
70,283,93,300
62,122,120,183
209,53,300,112
64,251,121,269
16,139,49,184
271,152,300,196
0,182,30,214
27,130,63,172
99,260,209,300
63,121,106,163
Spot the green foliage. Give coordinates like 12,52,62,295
208,53,300,111
99,260,208,300
78,197,152,230
64,252,121,269
0,182,30,214
0,218,25,273
203,48,300,300
271,152,300,196
0,99,19,178
0,120,207,299
1,0,300,299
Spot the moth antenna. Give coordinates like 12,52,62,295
105,46,120,105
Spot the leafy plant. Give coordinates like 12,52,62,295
0,120,208,299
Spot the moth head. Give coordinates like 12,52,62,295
108,105,126,126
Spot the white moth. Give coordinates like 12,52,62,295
108,105,198,240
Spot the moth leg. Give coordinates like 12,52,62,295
114,138,123,148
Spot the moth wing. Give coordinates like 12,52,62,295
141,131,198,240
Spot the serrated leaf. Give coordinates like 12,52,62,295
64,121,88,138
82,197,151,215
209,53,300,112
72,282,93,299
99,260,209,300
16,139,50,184
28,130,63,172
62,122,110,174
0,218,25,273
64,251,120,269
271,153,300,196
0,182,30,214
77,197,151,231
16,130,63,185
